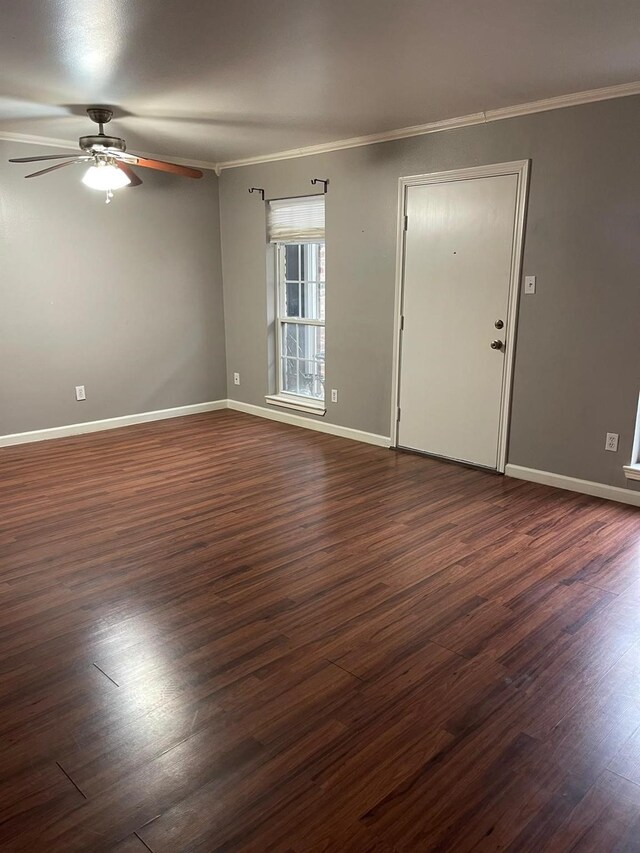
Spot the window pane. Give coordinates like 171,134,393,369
299,368,313,397
282,357,298,395
284,282,300,317
297,356,324,399
284,244,299,281
284,322,299,357
299,280,324,321
315,325,326,363
313,360,325,399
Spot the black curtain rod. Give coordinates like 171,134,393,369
248,178,329,202
264,191,326,203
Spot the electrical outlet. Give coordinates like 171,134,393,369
524,275,536,295
75,385,86,401
233,372,240,386
605,432,619,452
330,389,338,403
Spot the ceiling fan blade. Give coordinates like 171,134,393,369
9,153,79,163
116,161,143,186
129,156,203,179
24,159,86,178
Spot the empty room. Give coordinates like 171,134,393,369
2,1,640,850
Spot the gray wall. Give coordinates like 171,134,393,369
219,96,640,489
0,142,226,435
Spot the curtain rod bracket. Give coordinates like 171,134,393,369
311,178,329,193
248,187,265,200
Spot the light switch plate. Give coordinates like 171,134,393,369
524,275,536,295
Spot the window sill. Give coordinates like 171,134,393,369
623,464,640,481
265,394,326,416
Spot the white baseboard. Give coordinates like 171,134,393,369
6,408,634,505
0,398,390,450
505,464,640,508
0,400,228,448
227,399,391,448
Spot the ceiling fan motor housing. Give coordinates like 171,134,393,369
81,107,126,153
79,134,127,153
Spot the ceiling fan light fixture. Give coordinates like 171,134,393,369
82,161,130,191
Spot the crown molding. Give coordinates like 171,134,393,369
483,79,640,122
215,112,488,172
0,130,78,151
216,79,640,171
3,79,640,176
0,130,220,172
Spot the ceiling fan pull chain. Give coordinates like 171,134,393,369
105,189,113,204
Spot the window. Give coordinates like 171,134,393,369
266,196,326,412
276,242,325,401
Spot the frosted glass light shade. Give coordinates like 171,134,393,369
82,162,130,191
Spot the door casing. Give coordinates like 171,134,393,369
390,160,530,472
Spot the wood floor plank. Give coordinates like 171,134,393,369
107,835,153,853
1,409,640,850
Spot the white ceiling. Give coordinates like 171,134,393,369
1,0,639,166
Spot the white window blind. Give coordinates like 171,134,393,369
267,195,325,243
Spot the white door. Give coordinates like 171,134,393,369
397,172,520,470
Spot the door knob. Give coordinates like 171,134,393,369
490,340,504,350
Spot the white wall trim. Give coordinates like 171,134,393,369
216,113,488,171
390,160,529,474
4,80,640,174
228,400,390,447
265,394,327,416
0,400,228,448
0,398,390,449
0,131,79,151
215,80,640,171
484,80,640,122
628,391,640,470
506,464,640,508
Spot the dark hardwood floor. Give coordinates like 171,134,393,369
1,410,640,851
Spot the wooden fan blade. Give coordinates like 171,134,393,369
25,159,85,178
130,156,203,179
115,161,143,186
10,153,79,163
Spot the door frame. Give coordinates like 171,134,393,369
390,160,530,472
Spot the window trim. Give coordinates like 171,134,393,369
268,241,326,411
265,393,326,415
624,392,640,480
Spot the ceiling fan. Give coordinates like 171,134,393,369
9,107,203,203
